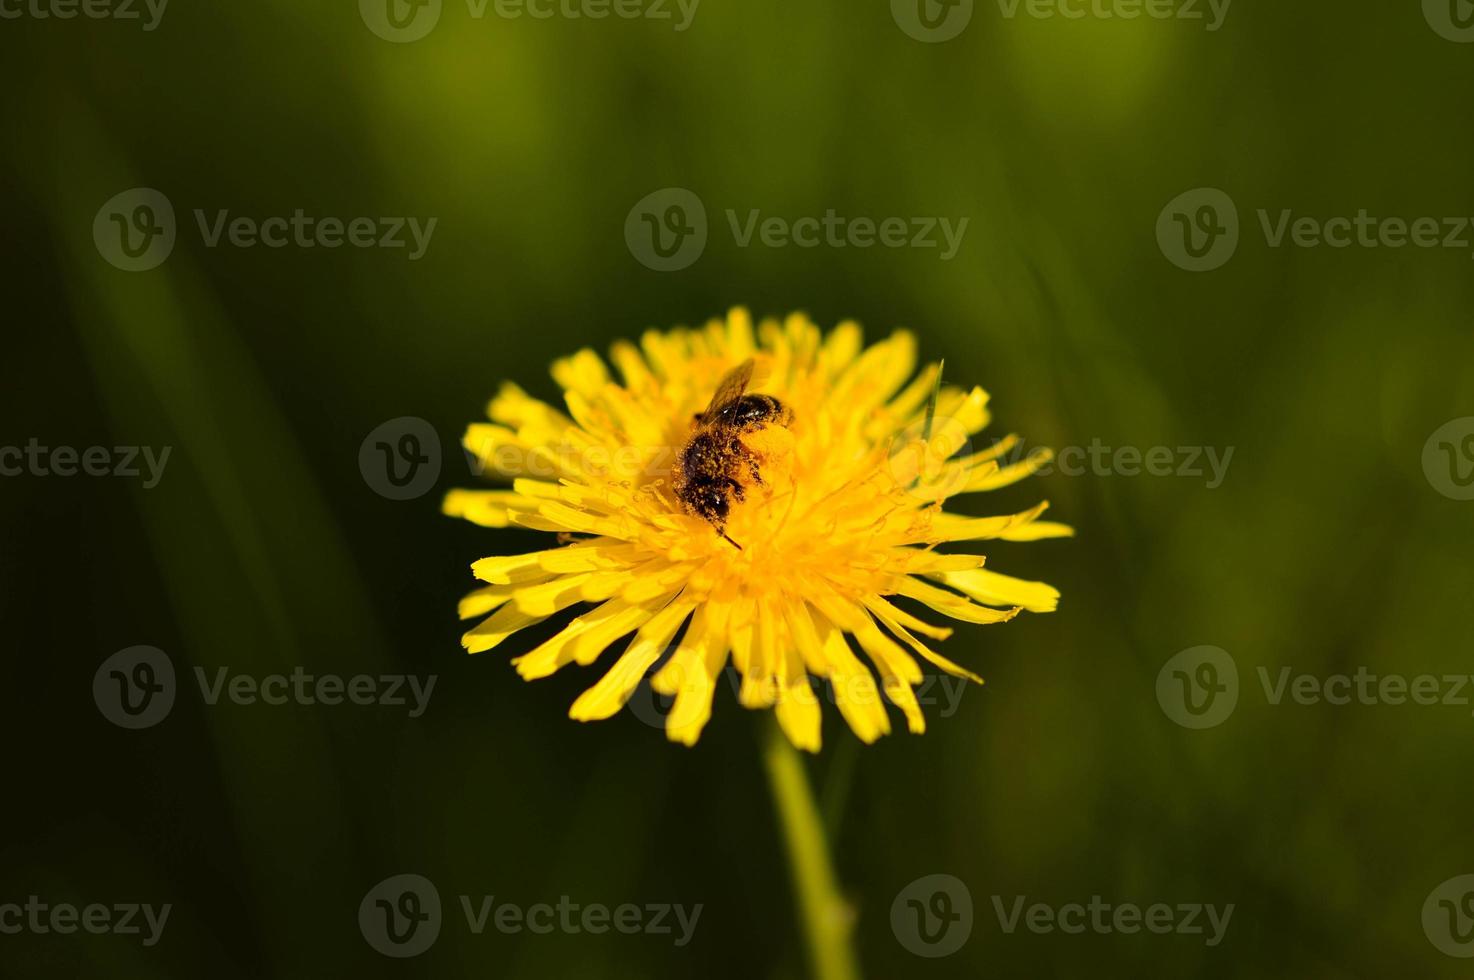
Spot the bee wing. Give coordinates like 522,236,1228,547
701,359,755,418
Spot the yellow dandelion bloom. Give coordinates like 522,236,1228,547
444,308,1070,751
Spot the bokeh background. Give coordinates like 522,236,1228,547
4,1,1474,976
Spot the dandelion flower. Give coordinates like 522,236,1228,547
444,309,1069,751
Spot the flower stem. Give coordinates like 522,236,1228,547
761,717,862,980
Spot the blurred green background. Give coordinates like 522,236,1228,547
4,1,1474,976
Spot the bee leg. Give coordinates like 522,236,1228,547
716,478,745,549
728,439,765,486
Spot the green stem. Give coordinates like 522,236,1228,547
761,717,862,980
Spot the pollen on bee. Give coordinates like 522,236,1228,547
737,425,796,490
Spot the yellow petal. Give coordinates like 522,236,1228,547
774,669,823,753
998,521,1075,542
655,607,732,746
511,572,596,617
809,607,889,743
441,489,529,528
511,597,660,680
865,597,981,684
551,348,611,398
929,567,1061,613
457,585,514,621
966,449,1053,492
925,502,1050,543
895,577,1021,625
848,614,925,734
569,596,698,721
462,602,549,654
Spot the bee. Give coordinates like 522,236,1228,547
675,359,794,548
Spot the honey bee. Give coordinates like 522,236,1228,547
675,359,794,548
